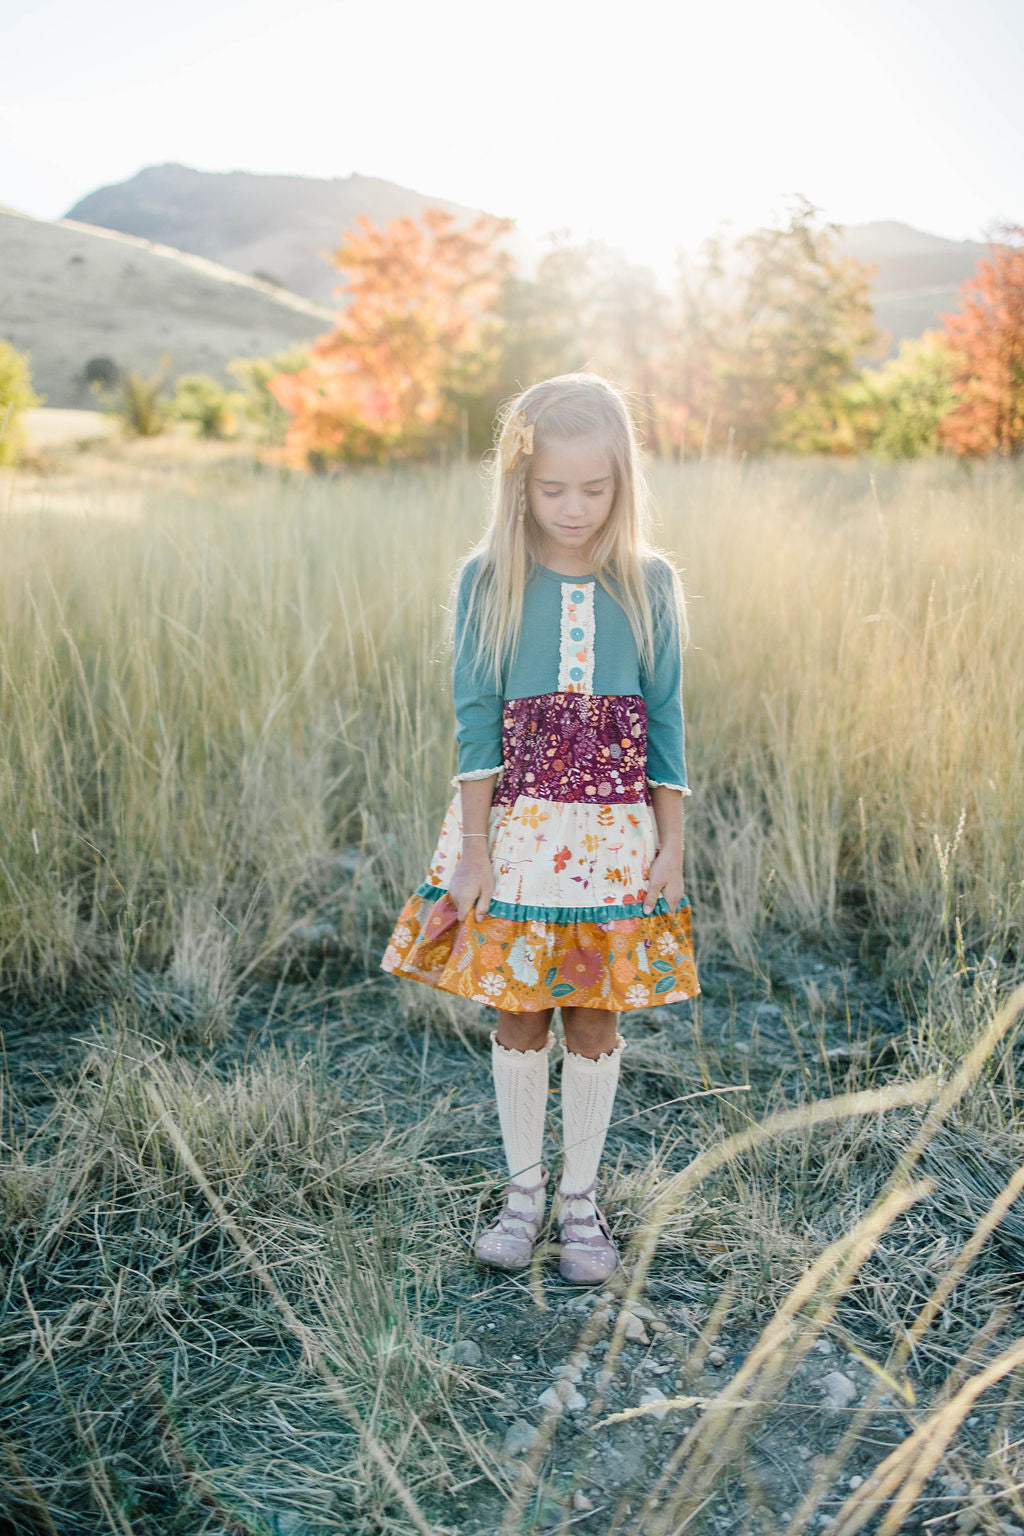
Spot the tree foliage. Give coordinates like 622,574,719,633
637,197,885,459
267,208,514,469
938,223,1024,457
262,196,1024,468
718,196,884,454
837,332,963,459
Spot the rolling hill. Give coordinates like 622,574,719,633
0,204,334,409
65,163,535,308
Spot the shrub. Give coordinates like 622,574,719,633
0,339,43,465
171,374,246,439
101,362,172,438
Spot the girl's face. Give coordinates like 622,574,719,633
527,434,616,569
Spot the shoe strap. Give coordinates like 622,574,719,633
558,1178,597,1201
486,1167,549,1239
507,1166,549,1196
490,1200,545,1239
556,1180,613,1245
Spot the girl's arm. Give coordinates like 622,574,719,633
643,784,684,915
642,559,691,798
449,773,497,922
641,559,690,915
453,560,504,782
448,561,502,924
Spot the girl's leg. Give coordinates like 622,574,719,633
555,1005,627,1283
475,1006,555,1269
560,1005,619,1060
491,1009,554,1185
495,1007,554,1053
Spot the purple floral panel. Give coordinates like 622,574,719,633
493,692,651,807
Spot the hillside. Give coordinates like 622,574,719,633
0,205,334,409
65,163,536,308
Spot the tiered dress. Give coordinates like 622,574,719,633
380,555,700,1012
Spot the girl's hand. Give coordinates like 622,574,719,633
449,842,494,922
643,847,685,915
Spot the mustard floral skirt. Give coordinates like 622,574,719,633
380,787,700,1014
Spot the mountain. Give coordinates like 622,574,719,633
0,204,334,409
834,219,991,352
65,162,536,308
65,168,990,359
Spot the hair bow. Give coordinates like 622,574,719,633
500,409,534,473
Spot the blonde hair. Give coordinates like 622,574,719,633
451,371,689,687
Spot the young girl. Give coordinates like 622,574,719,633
381,372,699,1285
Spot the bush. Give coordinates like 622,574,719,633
100,362,172,438
0,340,43,465
171,374,246,439
85,356,121,391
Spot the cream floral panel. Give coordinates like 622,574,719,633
426,789,660,910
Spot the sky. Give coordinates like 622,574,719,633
1,0,1022,280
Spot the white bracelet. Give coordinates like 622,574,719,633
462,832,488,838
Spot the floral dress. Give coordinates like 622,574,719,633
380,555,700,1013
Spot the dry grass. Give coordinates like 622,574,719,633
2,447,1021,1013
2,444,1024,1535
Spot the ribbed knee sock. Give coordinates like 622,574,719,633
489,1030,553,1222
558,1034,627,1202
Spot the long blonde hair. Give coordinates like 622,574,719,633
451,372,689,687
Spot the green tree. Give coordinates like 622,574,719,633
719,195,885,455
228,349,310,445
839,331,962,459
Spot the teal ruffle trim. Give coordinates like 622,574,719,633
412,882,687,923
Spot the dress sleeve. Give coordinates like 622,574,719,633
641,559,692,796
451,561,504,785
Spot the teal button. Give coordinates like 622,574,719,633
571,589,584,601
570,626,584,641
570,666,584,680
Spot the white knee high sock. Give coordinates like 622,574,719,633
489,1029,553,1189
558,1034,627,1198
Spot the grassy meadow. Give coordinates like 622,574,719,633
2,441,1024,1535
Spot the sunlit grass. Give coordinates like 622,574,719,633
2,447,1024,1534
2,450,1022,1016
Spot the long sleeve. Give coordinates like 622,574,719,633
452,560,504,783
641,559,692,795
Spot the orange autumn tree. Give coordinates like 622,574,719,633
268,207,514,469
939,223,1024,457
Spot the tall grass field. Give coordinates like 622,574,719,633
2,447,1023,1536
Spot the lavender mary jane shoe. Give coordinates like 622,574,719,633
474,1167,550,1271
553,1178,619,1284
